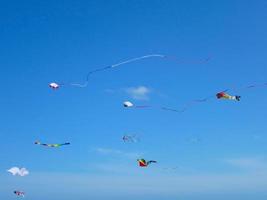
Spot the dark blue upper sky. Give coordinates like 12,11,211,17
1,0,267,199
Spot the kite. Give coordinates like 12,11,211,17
123,101,182,112
49,54,209,89
124,81,267,113
137,159,157,167
49,82,60,89
211,82,267,104
170,91,239,112
123,101,134,108
216,91,241,101
14,191,25,197
122,134,140,143
34,141,70,148
7,167,29,176
123,101,151,109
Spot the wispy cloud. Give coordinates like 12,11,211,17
125,86,151,100
94,147,142,159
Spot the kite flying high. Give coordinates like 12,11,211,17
122,134,140,143
49,54,208,90
137,159,157,167
34,141,70,148
14,191,25,197
216,91,241,101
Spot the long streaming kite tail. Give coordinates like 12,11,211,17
161,107,184,113
85,66,113,80
70,66,113,87
117,54,212,68
68,54,208,88
164,55,211,64
69,55,164,87
135,105,182,112
245,82,267,89
224,82,267,93
111,54,210,68
70,82,89,87
61,142,70,146
180,95,214,112
111,54,165,68
134,105,152,108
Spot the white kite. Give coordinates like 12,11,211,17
49,54,209,89
123,101,134,107
7,167,29,176
49,82,59,89
123,101,181,112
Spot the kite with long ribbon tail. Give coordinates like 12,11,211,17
124,82,267,113
137,159,157,167
34,141,70,148
49,54,209,89
216,92,240,101
123,101,183,113
179,82,267,111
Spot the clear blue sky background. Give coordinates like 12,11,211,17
1,0,267,199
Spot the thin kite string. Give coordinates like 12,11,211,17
70,54,166,87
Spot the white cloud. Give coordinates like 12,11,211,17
125,86,151,100
7,167,29,176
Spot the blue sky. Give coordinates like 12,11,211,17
1,0,267,199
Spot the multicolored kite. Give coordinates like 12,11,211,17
216,92,241,101
34,141,70,148
137,159,157,167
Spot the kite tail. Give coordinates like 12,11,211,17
61,142,70,146
111,54,165,68
134,104,184,113
135,105,182,112
111,54,210,68
222,82,267,93
69,55,164,87
70,66,113,87
134,105,152,108
244,82,267,89
160,107,184,113
70,82,89,87
164,55,211,64
180,95,214,112
68,54,209,88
